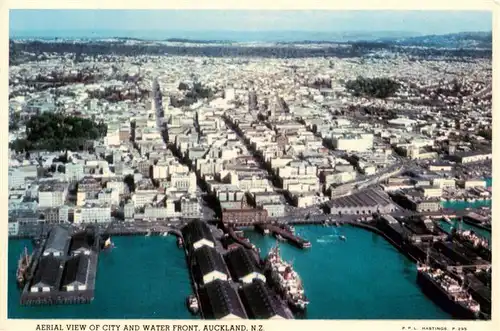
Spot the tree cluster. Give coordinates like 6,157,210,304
309,77,332,89
9,113,107,152
345,77,401,99
477,129,492,141
87,86,149,103
123,174,136,193
170,82,214,107
9,111,21,131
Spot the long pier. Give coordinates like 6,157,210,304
224,225,255,250
265,224,311,249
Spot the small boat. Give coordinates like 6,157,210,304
102,237,114,250
162,232,169,237
186,295,199,315
177,237,184,248
145,230,151,237
339,235,347,241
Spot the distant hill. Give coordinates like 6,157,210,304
381,31,492,49
164,38,234,44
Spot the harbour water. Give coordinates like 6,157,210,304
245,226,451,319
8,226,451,319
439,198,491,240
437,219,490,242
8,236,194,319
441,199,491,210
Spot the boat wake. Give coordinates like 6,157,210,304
316,233,346,243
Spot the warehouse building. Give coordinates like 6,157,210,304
240,280,290,319
30,256,63,293
325,188,397,215
69,229,97,256
390,190,441,212
225,246,266,284
198,279,248,320
193,246,230,285
181,220,216,252
42,226,70,257
61,255,90,292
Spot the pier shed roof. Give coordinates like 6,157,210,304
326,188,394,209
31,256,63,289
181,220,216,250
61,255,90,288
43,226,70,257
69,231,95,254
224,246,265,283
193,246,229,280
240,280,289,319
198,279,248,320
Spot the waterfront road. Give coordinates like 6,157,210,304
271,208,476,225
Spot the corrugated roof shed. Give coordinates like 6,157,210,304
326,188,393,208
224,246,262,281
69,231,94,253
240,280,289,319
193,246,229,277
44,226,70,255
31,256,63,288
61,255,90,288
198,279,247,320
181,220,215,248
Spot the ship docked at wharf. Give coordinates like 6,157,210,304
450,227,491,261
16,247,33,289
452,228,489,250
416,263,481,320
263,245,309,311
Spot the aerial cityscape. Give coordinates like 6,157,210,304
7,10,492,321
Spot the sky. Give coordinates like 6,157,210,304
9,10,492,37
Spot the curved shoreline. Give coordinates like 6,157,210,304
347,222,419,263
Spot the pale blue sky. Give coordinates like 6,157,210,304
10,10,491,35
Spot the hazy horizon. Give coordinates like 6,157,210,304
10,10,492,41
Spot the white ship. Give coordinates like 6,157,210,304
264,245,309,311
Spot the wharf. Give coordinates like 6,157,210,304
462,218,491,233
19,227,100,306
104,226,183,238
465,274,491,316
20,253,99,305
224,225,255,251
265,224,311,249
181,220,293,319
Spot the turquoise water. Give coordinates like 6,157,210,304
437,220,491,242
245,226,451,319
441,200,491,210
486,178,492,188
9,227,450,319
8,236,194,319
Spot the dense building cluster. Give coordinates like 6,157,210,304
7,37,492,236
